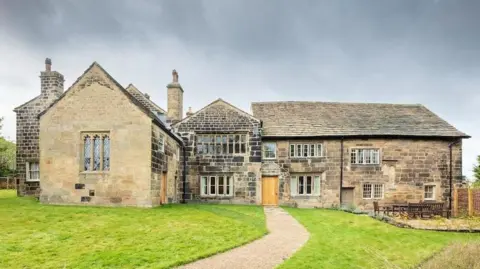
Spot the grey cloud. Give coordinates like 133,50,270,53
1,0,480,176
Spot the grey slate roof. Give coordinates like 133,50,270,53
251,101,469,138
126,84,167,115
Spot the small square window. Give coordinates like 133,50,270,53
263,142,277,159
424,185,435,200
26,162,40,182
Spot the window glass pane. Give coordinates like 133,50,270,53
317,144,323,156
298,176,304,194
208,144,214,155
365,150,371,164
84,136,91,171
374,184,383,198
216,143,222,154
218,176,224,195
297,145,302,157
351,149,356,164
306,176,312,194
216,135,222,143
363,184,372,199
310,144,315,157
210,177,216,195
228,141,234,154
241,142,246,153
241,135,246,142
235,141,240,153
372,150,379,164
103,136,110,171
226,177,231,195
93,136,101,170
29,162,40,180
357,149,364,164
290,144,295,157
222,135,227,143
303,145,309,157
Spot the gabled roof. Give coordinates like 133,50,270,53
126,84,166,115
38,62,183,145
251,101,469,138
172,98,260,127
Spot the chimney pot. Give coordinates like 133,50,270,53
45,58,52,71
172,69,179,82
186,107,194,117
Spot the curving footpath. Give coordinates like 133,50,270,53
178,207,310,269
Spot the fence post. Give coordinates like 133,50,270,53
468,188,474,217
453,187,458,217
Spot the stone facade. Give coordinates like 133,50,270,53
14,59,64,196
174,99,262,204
262,138,463,209
151,124,181,206
38,63,181,207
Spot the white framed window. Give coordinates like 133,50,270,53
26,162,40,182
196,134,247,155
82,132,110,171
424,185,435,200
263,142,276,159
290,175,321,196
159,133,165,153
200,175,233,196
289,143,323,158
351,149,380,165
363,183,384,199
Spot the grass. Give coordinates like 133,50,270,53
280,208,480,269
420,241,480,269
0,190,267,269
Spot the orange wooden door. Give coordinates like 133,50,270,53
161,172,167,204
262,177,279,206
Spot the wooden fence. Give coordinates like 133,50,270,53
0,177,16,190
453,188,480,217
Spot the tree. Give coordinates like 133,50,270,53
472,155,480,188
0,117,16,177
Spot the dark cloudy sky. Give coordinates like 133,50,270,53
0,0,479,177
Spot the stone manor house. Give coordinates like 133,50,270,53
14,59,469,209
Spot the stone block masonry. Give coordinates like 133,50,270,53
174,100,262,204
14,59,64,196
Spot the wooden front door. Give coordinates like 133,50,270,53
262,177,279,206
160,172,167,204
341,188,354,206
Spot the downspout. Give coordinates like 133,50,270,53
448,140,460,218
339,137,344,205
182,144,187,204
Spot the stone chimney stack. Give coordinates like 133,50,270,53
186,107,194,117
167,69,183,124
40,58,64,99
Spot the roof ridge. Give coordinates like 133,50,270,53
251,101,423,106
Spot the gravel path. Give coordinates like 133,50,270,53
178,207,310,269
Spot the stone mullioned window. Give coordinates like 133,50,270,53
196,134,247,155
82,132,110,171
200,175,233,197
351,148,380,164
289,143,323,158
290,175,321,196
362,183,384,199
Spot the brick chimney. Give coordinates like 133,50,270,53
40,58,64,99
167,69,183,124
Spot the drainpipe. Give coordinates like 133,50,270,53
448,140,460,218
181,145,187,204
339,137,344,205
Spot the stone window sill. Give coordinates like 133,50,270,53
80,171,110,175
25,179,40,182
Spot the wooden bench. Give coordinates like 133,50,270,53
407,202,446,218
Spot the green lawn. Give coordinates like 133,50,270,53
0,190,266,269
280,208,479,269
